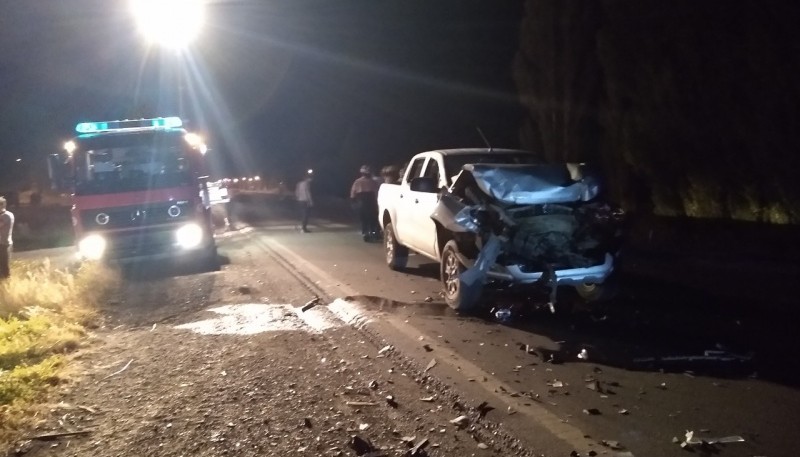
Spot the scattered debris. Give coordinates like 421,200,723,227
27,429,94,440
359,423,370,431
577,348,589,360
410,438,429,456
303,418,312,428
420,396,435,403
679,430,746,449
633,349,754,373
301,296,321,312
449,415,469,426
656,382,667,390
585,380,601,392
346,401,379,407
425,358,437,372
386,395,398,408
424,296,433,303
101,359,133,381
477,442,489,449
368,380,379,390
76,405,97,414
422,344,433,352
350,435,375,456
476,401,494,418
378,345,393,355
494,308,512,322
507,406,516,415
237,285,251,294
618,409,629,415
547,379,564,388
582,408,601,415
150,323,157,332
601,440,623,450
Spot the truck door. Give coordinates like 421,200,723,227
395,157,426,246
405,157,442,258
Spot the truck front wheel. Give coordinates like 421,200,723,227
441,240,482,312
384,222,408,270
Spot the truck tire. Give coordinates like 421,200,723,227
384,222,408,270
441,240,482,312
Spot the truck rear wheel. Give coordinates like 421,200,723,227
441,240,482,312
384,222,408,270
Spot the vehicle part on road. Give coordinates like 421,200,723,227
680,430,745,449
383,222,408,270
301,296,321,312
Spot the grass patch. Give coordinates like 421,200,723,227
0,259,117,447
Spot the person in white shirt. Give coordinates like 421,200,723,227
0,196,14,279
295,170,314,233
350,165,381,241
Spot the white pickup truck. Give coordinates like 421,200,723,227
377,148,623,312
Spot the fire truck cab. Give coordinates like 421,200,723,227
51,117,218,267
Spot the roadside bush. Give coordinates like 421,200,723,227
0,259,118,447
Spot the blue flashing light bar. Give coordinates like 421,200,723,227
75,117,183,134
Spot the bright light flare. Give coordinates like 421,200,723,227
176,223,204,249
78,234,107,260
130,0,205,49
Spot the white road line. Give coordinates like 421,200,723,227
263,236,599,453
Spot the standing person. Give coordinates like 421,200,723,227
350,165,381,242
0,196,14,280
295,169,314,233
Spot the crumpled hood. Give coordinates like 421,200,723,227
457,163,599,205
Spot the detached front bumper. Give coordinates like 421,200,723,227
487,253,615,286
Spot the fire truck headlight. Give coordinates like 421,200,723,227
176,223,204,249
78,234,107,260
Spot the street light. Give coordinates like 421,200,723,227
130,0,205,49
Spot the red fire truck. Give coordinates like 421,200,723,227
50,117,218,266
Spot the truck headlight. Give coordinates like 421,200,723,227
176,223,204,249
78,234,106,260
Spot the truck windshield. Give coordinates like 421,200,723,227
444,152,540,184
74,132,193,195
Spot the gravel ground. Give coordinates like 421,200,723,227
7,242,531,457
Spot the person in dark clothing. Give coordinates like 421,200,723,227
350,165,381,241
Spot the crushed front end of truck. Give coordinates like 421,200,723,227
432,163,624,312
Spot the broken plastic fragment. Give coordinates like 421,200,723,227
378,345,393,355
425,358,437,372
450,415,468,426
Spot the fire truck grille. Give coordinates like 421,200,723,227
81,202,193,229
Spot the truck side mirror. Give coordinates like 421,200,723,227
409,177,438,193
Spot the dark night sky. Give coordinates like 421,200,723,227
0,0,525,194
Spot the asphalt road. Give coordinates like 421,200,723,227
16,200,800,456
225,202,800,457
